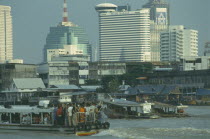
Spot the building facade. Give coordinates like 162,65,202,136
38,61,126,87
144,70,210,94
150,21,168,61
89,62,126,80
0,5,13,63
38,61,89,87
95,3,151,62
0,63,37,91
204,42,210,56
143,0,170,62
160,25,198,62
180,56,210,71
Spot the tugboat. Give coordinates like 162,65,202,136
0,104,110,135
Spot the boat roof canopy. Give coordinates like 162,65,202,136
102,99,153,107
0,105,54,114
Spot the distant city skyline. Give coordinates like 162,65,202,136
0,0,209,63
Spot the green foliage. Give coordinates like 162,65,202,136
85,79,100,85
100,76,120,93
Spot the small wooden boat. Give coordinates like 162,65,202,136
76,130,99,136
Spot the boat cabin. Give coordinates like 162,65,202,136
102,98,154,118
0,105,54,126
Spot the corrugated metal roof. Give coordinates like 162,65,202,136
13,78,45,89
128,85,179,95
81,85,101,91
53,85,81,90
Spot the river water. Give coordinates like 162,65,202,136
0,106,210,139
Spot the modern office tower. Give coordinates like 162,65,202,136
95,3,151,62
43,0,91,62
143,0,170,25
160,25,198,62
0,5,13,63
143,0,169,61
204,42,210,56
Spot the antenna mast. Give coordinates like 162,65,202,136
63,0,68,22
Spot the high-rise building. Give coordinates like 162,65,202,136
160,25,198,62
143,0,169,62
0,5,13,63
143,0,170,25
43,0,91,62
95,3,151,62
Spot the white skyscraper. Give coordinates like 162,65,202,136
0,5,13,63
160,25,198,62
95,3,151,62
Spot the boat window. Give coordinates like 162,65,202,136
1,113,10,123
11,113,20,124
32,113,41,124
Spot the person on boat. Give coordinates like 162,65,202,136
89,103,96,122
34,115,40,124
56,104,63,125
79,104,86,123
22,115,27,124
63,104,69,126
67,103,73,127
72,103,78,127
85,103,91,122
26,114,31,124
53,104,58,125
44,113,50,125
98,107,108,124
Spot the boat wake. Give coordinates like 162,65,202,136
93,127,210,139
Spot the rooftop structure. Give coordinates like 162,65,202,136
95,3,117,13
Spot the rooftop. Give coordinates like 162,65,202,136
96,3,117,8
13,78,45,89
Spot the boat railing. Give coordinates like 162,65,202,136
76,112,96,124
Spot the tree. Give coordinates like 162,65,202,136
85,79,100,85
100,76,120,93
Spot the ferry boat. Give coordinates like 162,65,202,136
102,98,159,119
0,105,110,135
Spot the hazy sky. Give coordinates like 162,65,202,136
0,0,209,64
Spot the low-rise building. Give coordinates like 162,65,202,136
180,56,210,71
89,62,126,80
38,61,88,86
143,70,210,94
1,78,45,104
0,63,37,91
